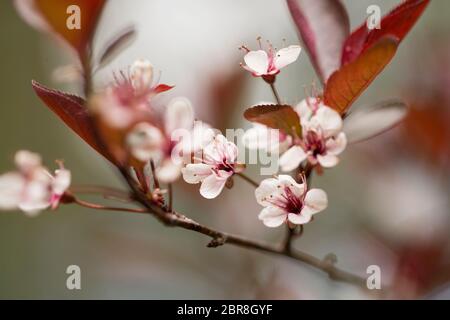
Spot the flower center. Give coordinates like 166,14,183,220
216,159,235,173
281,187,304,214
267,186,304,215
305,131,326,157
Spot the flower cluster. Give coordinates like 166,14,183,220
244,98,347,172
0,151,71,216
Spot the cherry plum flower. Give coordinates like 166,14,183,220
129,59,174,96
0,151,71,216
240,39,301,82
255,175,327,228
182,134,244,199
126,98,214,183
279,98,347,171
92,59,173,129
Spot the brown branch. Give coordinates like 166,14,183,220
116,167,368,289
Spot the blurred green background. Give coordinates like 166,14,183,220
1,0,449,299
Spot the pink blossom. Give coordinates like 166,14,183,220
181,134,244,199
240,40,301,81
0,151,71,216
255,175,327,228
92,59,173,129
279,98,347,171
126,98,214,183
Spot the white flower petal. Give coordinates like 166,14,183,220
274,45,301,69
15,150,42,174
182,163,212,184
311,105,343,137
156,159,182,183
19,180,51,215
0,173,25,210
317,153,339,168
203,134,238,165
199,174,229,199
127,122,164,162
52,169,71,196
303,188,328,216
255,175,304,206
255,177,279,206
258,207,287,228
165,97,195,134
244,50,269,75
130,59,153,91
294,99,313,123
279,146,307,172
288,212,312,225
326,132,347,155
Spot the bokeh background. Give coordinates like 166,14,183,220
1,0,449,299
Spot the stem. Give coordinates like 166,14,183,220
269,82,281,105
168,183,173,212
150,160,160,189
70,185,132,201
283,225,304,253
73,198,149,214
236,172,259,188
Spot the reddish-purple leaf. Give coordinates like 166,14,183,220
244,104,302,137
31,80,109,159
342,0,430,65
324,37,399,114
286,0,350,83
98,26,136,67
15,0,106,57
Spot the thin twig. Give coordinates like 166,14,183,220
70,185,132,201
269,82,281,105
168,183,173,212
236,172,259,188
150,160,160,189
73,198,149,214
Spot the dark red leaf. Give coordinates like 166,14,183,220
15,0,106,57
324,37,399,114
244,104,302,137
342,0,430,65
287,0,350,83
31,80,110,160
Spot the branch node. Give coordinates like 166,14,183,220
207,237,227,248
323,253,338,265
